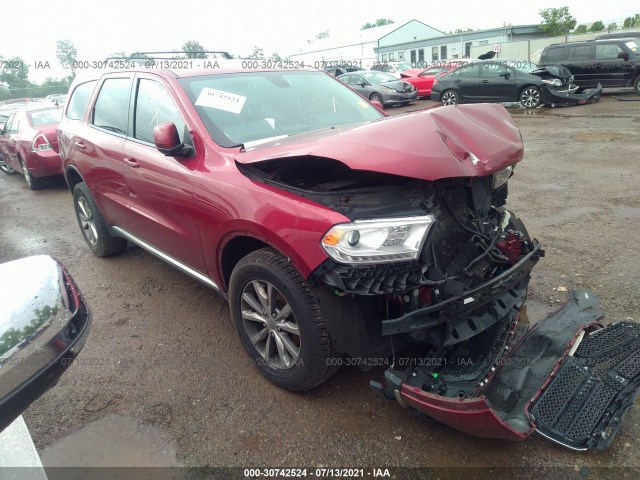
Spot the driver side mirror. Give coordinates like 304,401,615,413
617,52,629,60
499,72,511,79
153,123,192,157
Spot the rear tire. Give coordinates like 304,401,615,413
633,75,640,95
72,182,127,257
229,248,340,392
19,157,42,190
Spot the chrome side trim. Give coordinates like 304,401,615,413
112,226,221,292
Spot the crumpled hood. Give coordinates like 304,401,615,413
235,103,524,181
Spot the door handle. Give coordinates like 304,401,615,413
481,80,490,83
123,157,140,168
74,141,87,150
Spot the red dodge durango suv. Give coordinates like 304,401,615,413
57,62,640,450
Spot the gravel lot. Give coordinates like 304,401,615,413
1,92,639,476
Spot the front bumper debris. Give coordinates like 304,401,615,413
543,83,603,107
379,290,640,450
381,241,543,336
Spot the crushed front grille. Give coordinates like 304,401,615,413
321,261,422,295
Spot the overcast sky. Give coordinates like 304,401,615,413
2,0,638,82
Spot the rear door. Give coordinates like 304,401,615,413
75,75,132,225
120,74,205,272
480,62,518,101
450,64,482,101
564,44,593,86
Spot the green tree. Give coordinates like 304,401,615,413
181,40,207,59
0,56,31,89
538,7,577,36
606,22,618,32
56,39,78,76
574,24,588,33
361,19,394,30
623,14,639,28
589,21,606,32
270,52,282,62
248,46,264,59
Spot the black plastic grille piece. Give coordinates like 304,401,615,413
574,322,638,357
533,363,586,427
531,321,640,450
321,261,422,295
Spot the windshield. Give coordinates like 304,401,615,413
179,71,383,148
28,108,63,126
361,71,397,84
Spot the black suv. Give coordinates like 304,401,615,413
539,38,640,94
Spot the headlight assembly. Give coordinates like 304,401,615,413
493,166,514,189
321,216,435,264
542,78,562,87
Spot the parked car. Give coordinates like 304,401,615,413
321,65,364,77
370,61,414,79
57,65,640,450
539,38,640,94
0,105,63,188
337,70,417,106
400,61,468,97
0,255,90,432
431,60,601,107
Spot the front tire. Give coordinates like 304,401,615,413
72,182,127,257
441,90,458,106
520,86,542,109
229,248,339,392
633,75,640,95
369,92,384,107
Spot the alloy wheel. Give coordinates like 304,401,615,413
442,91,458,106
240,279,301,370
521,88,541,108
77,196,98,246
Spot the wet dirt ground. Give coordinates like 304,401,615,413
1,91,639,476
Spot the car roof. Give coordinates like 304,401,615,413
548,38,636,47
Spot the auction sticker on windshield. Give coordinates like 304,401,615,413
195,87,246,113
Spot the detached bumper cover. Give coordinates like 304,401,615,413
543,83,603,106
390,290,640,450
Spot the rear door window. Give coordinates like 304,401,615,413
567,45,592,61
544,46,566,62
66,81,97,120
92,78,132,135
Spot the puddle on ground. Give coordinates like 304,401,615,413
40,414,178,469
574,132,625,142
519,300,556,327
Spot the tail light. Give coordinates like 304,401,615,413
31,133,51,152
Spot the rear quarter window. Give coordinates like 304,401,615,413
66,81,97,120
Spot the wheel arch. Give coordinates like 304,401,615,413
64,165,86,192
217,227,322,293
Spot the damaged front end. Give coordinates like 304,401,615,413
532,65,602,106
236,104,638,450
